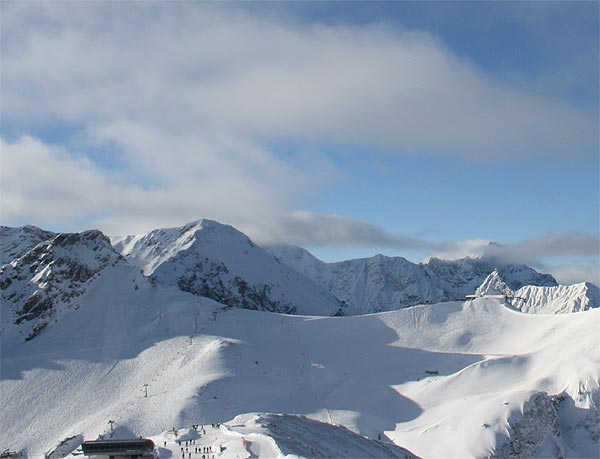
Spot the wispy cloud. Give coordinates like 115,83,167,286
481,232,599,263
247,211,433,250
546,264,600,286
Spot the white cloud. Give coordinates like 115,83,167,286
246,210,433,249
1,2,596,158
0,136,141,229
482,232,599,262
0,135,321,235
2,137,596,285
545,264,600,286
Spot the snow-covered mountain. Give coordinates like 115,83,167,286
476,269,599,314
111,220,341,316
266,244,557,314
423,255,556,295
1,291,598,459
1,220,599,459
0,230,144,343
475,269,515,297
515,282,599,314
0,224,56,265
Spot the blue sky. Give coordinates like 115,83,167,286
1,1,598,283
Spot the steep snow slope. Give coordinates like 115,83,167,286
377,301,599,459
324,254,442,313
0,230,141,343
0,225,56,265
2,293,598,459
475,270,599,314
267,245,557,313
112,221,341,315
265,244,328,284
514,282,599,314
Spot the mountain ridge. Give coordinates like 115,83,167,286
111,219,342,316
476,269,599,314
1,220,599,458
2,220,595,328
266,244,559,314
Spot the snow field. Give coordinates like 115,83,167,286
2,292,598,458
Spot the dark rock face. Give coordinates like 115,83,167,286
492,391,599,459
0,225,56,265
164,257,297,314
492,393,563,459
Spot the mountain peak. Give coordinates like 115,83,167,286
111,219,255,275
180,218,233,233
111,221,340,315
475,269,514,297
1,225,57,265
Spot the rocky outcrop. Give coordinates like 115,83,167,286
0,230,128,341
492,391,599,459
0,225,56,265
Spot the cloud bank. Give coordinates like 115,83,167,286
2,2,596,158
1,3,597,283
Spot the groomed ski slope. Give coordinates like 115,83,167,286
1,290,598,459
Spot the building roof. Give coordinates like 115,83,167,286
81,439,154,455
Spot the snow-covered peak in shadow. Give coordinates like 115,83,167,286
0,229,142,343
0,224,57,265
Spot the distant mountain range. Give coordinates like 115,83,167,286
1,220,597,345
265,244,559,314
